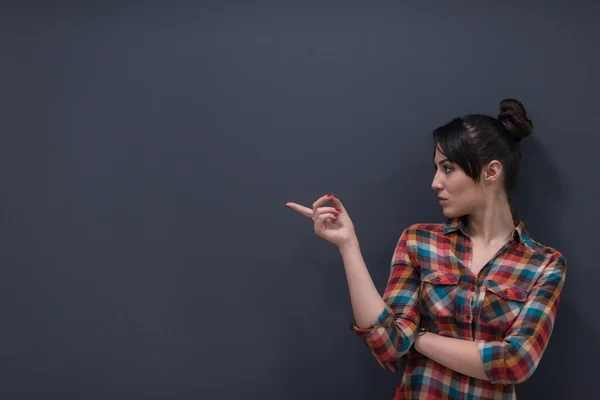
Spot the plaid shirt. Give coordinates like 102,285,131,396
352,218,566,399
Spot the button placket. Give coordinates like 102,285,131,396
464,279,475,324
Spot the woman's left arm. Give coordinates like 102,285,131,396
414,331,488,380
415,254,567,384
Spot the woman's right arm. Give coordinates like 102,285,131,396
347,227,422,364
339,238,388,328
285,194,421,365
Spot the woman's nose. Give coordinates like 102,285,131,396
431,175,443,191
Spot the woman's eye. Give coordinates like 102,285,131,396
443,165,454,173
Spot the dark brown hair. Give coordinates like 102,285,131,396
432,98,533,193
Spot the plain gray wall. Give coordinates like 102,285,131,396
1,1,598,399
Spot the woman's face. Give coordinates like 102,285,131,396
431,147,485,218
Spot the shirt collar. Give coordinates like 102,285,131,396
442,217,466,235
443,216,527,244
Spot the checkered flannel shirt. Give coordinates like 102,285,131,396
352,218,566,399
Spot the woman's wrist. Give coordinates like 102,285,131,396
338,236,360,254
414,328,428,352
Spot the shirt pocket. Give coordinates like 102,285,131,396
479,281,528,331
419,270,460,319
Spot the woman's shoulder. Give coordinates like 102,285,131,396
519,231,567,268
397,221,448,244
403,222,446,233
401,217,461,236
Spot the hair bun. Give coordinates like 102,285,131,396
498,98,533,141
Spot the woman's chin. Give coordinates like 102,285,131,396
441,207,458,219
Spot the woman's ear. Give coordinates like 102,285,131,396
483,160,503,184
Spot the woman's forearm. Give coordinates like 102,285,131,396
415,332,488,381
339,238,387,328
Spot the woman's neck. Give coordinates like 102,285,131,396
464,196,515,244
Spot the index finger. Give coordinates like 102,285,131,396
285,202,313,219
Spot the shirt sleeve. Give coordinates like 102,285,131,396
478,253,567,384
351,227,421,362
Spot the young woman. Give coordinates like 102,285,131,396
285,99,566,399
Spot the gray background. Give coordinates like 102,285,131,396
1,1,598,399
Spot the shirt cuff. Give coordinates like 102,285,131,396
478,340,506,384
350,304,394,338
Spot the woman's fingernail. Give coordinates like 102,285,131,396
335,208,342,212
327,193,333,197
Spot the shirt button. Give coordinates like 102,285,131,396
435,275,440,281
503,289,508,295
465,314,472,321
470,286,476,292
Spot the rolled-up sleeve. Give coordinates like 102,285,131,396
478,254,566,384
351,228,421,362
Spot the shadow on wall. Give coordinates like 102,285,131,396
511,137,592,399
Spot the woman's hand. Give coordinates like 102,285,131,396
285,193,357,248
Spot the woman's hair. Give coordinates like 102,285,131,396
432,98,533,193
